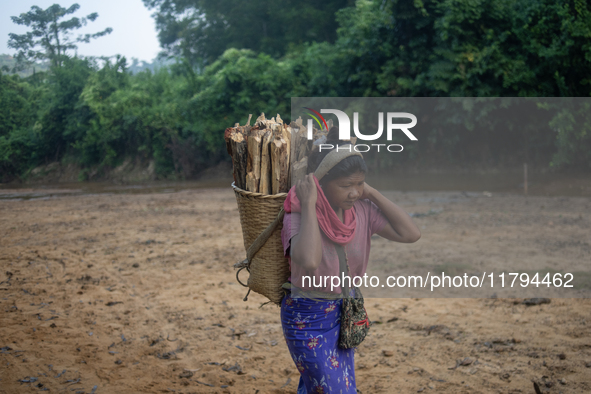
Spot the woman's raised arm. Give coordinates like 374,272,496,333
363,183,421,243
290,174,323,271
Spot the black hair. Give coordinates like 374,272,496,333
310,126,368,186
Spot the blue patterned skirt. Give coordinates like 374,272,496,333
281,292,357,394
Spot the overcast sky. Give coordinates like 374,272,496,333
0,0,161,62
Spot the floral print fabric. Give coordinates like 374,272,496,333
281,293,357,394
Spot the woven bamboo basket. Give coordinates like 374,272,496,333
232,183,290,305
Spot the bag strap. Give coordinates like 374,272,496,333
333,243,350,297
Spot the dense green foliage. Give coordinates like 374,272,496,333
142,0,354,67
0,73,40,178
1,0,590,182
331,0,591,97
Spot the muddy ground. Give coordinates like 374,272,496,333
1,186,590,393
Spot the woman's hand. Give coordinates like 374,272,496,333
360,182,375,201
296,173,318,208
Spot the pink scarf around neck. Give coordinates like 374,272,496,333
283,175,356,245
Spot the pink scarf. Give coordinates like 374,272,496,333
283,175,356,245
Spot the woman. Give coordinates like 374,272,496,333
280,130,421,393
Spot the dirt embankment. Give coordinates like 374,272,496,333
9,160,234,185
1,188,590,393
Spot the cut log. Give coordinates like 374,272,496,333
283,125,291,189
281,124,291,145
270,136,290,194
224,127,235,157
292,125,309,162
229,129,248,190
259,131,273,195
270,137,282,194
245,131,263,193
225,112,295,195
255,112,266,128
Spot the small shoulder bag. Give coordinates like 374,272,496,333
334,243,370,349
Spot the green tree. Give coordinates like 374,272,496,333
0,72,44,180
8,3,112,69
319,0,591,169
142,0,353,67
36,56,94,163
331,0,591,97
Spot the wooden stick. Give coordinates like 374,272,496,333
295,125,309,162
255,113,266,128
270,136,289,194
283,125,291,189
280,135,290,193
224,127,235,157
259,130,273,195
246,131,263,192
229,129,247,189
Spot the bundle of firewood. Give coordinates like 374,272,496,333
224,113,330,194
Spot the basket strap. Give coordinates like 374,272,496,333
234,206,286,271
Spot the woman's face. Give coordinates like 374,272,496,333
322,171,366,212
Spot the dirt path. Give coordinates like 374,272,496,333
1,188,590,393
